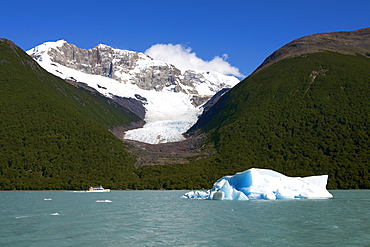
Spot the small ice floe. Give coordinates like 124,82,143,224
50,213,60,216
44,198,52,201
16,216,29,219
95,200,112,203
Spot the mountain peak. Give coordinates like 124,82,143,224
27,39,239,95
95,43,110,49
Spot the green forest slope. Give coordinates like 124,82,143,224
0,39,141,190
186,51,370,189
127,51,370,190
109,29,370,190
1,38,369,191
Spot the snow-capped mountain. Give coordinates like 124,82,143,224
27,40,240,144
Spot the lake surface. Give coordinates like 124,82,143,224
0,190,369,246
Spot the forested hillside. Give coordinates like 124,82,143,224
185,52,370,189
1,35,370,191
0,39,141,190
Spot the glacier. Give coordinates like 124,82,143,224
181,168,333,200
27,40,240,144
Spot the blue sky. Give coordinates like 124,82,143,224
2,0,369,77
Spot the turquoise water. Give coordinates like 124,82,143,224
0,190,369,246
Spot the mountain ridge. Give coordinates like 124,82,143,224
27,40,239,95
256,27,370,72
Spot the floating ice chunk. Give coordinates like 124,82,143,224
264,192,276,200
182,168,333,200
50,213,59,216
44,198,52,201
15,216,29,219
95,200,112,203
180,190,209,199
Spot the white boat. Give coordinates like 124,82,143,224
86,186,110,192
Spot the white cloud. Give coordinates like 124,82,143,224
145,44,244,78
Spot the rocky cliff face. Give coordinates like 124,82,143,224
256,27,370,72
44,43,145,78
28,40,238,98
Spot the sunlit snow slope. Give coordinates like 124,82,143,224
27,40,240,144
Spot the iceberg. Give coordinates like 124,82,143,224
181,168,333,200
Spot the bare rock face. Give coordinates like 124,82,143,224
28,40,240,109
44,43,186,92
47,43,141,76
257,28,370,72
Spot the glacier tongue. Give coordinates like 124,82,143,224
26,40,240,144
124,120,195,143
124,89,201,143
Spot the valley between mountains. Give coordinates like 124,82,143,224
26,40,240,145
1,28,370,190
25,39,237,168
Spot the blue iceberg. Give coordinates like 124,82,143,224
182,168,333,200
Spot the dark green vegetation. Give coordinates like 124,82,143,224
129,52,370,190
184,51,370,189
1,37,370,191
132,29,370,190
0,39,141,190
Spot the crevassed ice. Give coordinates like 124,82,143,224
181,168,333,200
124,120,195,144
